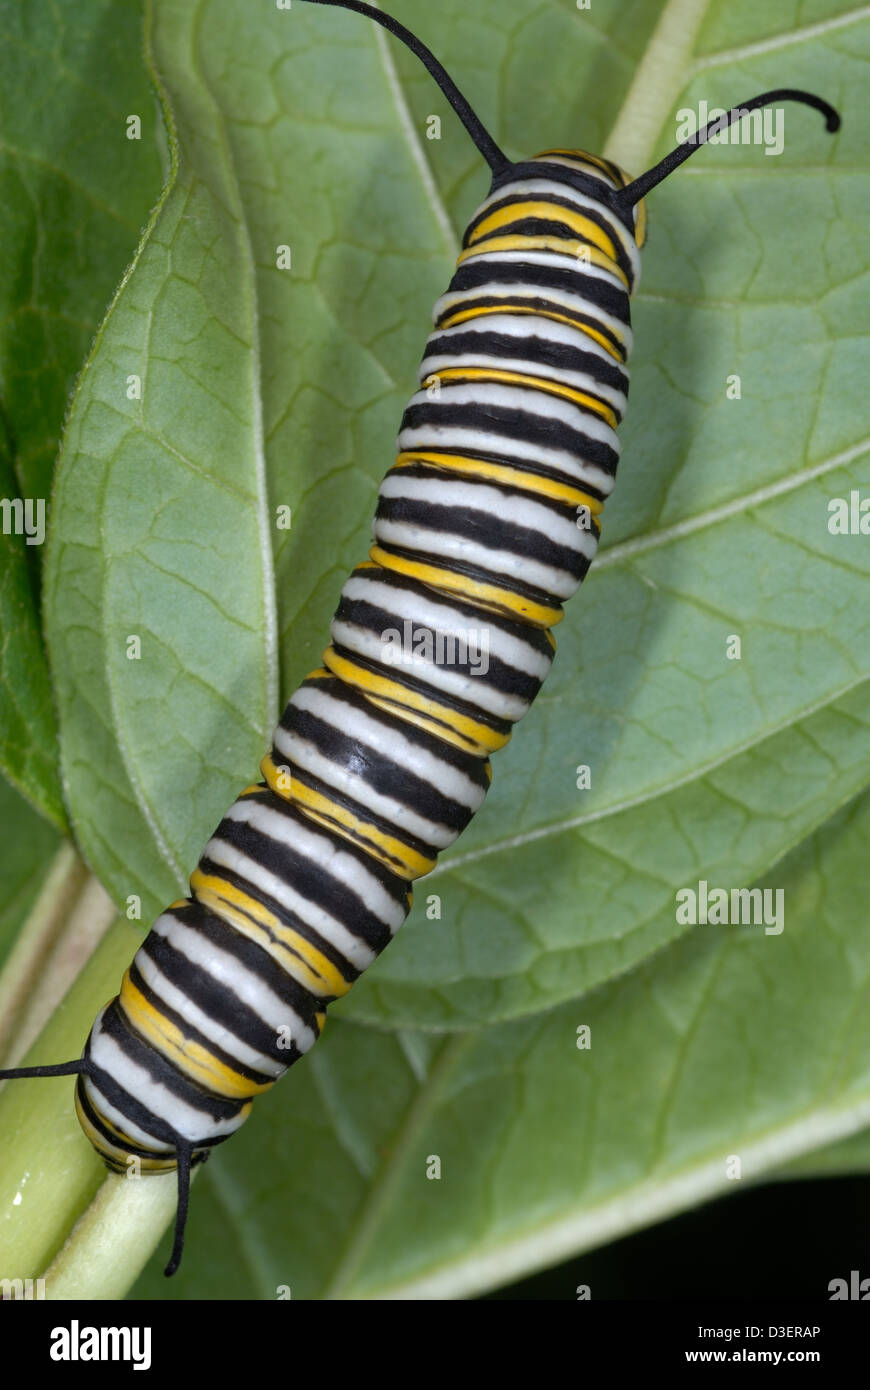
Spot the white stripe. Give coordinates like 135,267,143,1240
407,381,621,453
426,312,629,378
153,912,317,1054
435,282,633,354
334,574,551,720
203,833,382,967
381,469,591,545
290,687,483,809
419,349,627,417
83,1076,175,1153
273,729,455,850
375,514,586,601
225,797,406,930
343,571,552,676
377,473,595,597
283,686,485,817
471,177,641,281
87,1012,247,1144
134,940,286,1078
532,154,625,192
398,422,615,497
332,618,537,722
457,247,627,295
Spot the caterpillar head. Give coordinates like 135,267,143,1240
479,148,648,296
524,148,647,250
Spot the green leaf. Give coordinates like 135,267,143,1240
127,783,870,1300
0,0,166,501
0,454,63,825
5,0,869,1302
6,762,870,1300
777,1126,870,1180
43,0,870,1027
0,0,165,823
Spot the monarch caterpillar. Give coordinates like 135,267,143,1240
0,0,840,1281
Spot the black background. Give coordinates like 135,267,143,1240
486,1174,870,1299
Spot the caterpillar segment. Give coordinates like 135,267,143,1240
0,0,839,1280
57,151,639,1270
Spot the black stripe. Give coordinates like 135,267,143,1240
392,448,609,504
195,851,362,986
401,398,620,475
125,959,278,1088
196,845,390,960
333,593,549,704
433,295,626,361
142,924,315,1060
202,810,401,954
329,641,514,741
344,564,557,650
376,489,588,577
278,702,481,835
77,1076,175,1160
162,898,323,1027
388,461,602,535
422,326,629,396
464,191,634,284
471,217,633,286
489,162,635,234
242,787,412,906
374,540,585,610
447,259,630,320
336,566,556,675
280,763,440,863
85,1005,248,1139
291,673,492,786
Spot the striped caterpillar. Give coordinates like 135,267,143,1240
0,0,839,1279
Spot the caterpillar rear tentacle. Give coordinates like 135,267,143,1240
0,0,840,1280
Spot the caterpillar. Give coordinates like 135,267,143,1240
0,0,840,1281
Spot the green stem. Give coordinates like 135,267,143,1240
0,844,87,1065
0,919,174,1288
0,851,118,1068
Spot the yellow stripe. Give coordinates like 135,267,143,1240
191,868,282,936
119,971,273,1100
469,201,619,264
74,1089,178,1172
633,197,647,249
370,544,563,629
393,450,604,512
260,751,295,802
260,752,434,880
456,233,629,288
190,869,352,1001
437,304,625,362
530,149,644,247
530,150,644,249
430,366,618,429
323,645,511,757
